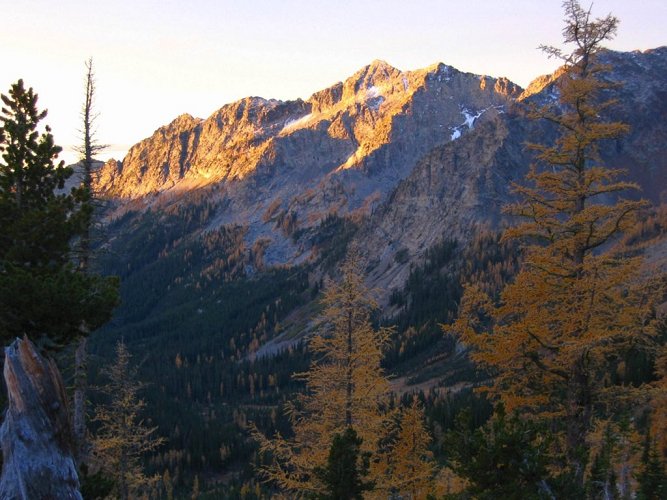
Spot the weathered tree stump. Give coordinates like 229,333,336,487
0,336,82,499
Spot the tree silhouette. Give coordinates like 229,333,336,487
0,79,117,350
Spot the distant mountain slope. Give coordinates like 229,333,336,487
96,59,520,265
87,48,667,491
93,47,667,343
358,47,667,295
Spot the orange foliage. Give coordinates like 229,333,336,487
253,256,394,496
452,0,665,489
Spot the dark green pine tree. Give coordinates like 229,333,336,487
637,432,667,500
587,424,619,500
446,404,554,500
314,427,374,500
0,79,118,350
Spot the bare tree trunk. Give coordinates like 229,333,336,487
73,335,88,461
79,57,95,272
345,308,353,428
0,336,83,499
73,57,104,462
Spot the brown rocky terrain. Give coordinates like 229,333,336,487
358,47,667,295
95,59,521,265
94,46,667,314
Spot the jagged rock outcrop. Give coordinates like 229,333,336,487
0,337,82,499
87,47,667,366
361,110,527,294
95,47,667,293
356,47,667,295
96,59,520,264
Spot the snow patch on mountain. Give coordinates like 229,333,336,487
281,113,314,133
450,107,488,141
366,86,381,98
462,108,485,128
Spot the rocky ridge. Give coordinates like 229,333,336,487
96,48,667,290
96,59,520,264
355,47,667,295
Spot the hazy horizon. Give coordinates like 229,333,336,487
3,0,666,155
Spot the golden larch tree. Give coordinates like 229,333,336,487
453,0,663,491
92,340,165,500
383,397,436,499
254,256,394,496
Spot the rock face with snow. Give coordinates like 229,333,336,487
0,337,82,499
96,60,520,264
96,48,667,282
361,111,527,294
359,47,667,293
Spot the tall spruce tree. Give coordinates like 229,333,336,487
0,79,117,350
446,405,553,499
452,0,662,493
637,433,667,500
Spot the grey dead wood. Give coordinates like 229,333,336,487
0,336,82,499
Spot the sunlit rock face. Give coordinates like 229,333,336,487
358,47,667,294
95,48,667,272
95,59,520,264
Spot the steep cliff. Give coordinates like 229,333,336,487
96,59,520,264
93,47,667,341
357,47,667,294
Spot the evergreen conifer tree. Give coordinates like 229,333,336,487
446,404,552,499
0,79,117,349
637,432,667,500
314,427,373,500
587,423,620,500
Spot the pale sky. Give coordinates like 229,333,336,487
2,0,666,163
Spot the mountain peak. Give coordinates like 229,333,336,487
367,59,397,71
347,60,402,95
151,113,201,138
